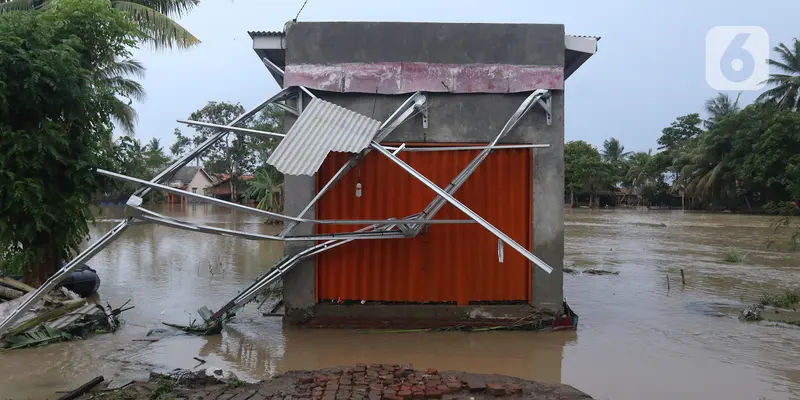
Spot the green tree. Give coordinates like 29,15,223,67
757,39,800,110
100,58,146,135
179,102,258,201
245,168,278,211
704,92,741,130
565,140,613,207
601,137,631,186
0,0,139,284
144,137,171,176
0,0,200,49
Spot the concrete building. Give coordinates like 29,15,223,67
249,22,598,324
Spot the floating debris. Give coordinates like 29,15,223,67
583,269,620,276
739,304,764,321
0,285,132,350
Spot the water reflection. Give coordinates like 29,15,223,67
1,206,799,400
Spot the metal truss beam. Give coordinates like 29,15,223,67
0,220,132,336
370,142,553,274
407,89,551,233
278,92,428,238
384,144,550,152
0,94,287,337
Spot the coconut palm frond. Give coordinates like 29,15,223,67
122,0,199,17
109,98,139,135
113,1,200,49
101,58,146,79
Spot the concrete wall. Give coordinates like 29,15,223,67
281,22,566,319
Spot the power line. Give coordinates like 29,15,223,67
294,0,309,21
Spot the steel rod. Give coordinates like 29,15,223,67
410,90,550,231
0,220,131,336
136,213,406,242
278,92,427,237
261,57,316,99
136,90,291,197
99,169,302,223
383,144,550,152
371,142,553,274
176,120,286,140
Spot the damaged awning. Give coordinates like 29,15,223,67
267,98,381,176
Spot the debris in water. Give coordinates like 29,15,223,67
55,375,104,400
583,269,620,276
739,304,764,321
0,288,132,349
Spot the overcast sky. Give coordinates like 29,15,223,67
127,0,800,154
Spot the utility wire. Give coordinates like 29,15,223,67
294,0,309,21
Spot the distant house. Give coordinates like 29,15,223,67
206,174,254,202
167,166,214,203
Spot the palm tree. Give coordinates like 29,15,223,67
0,0,200,49
245,168,276,211
757,39,800,110
98,58,146,135
703,92,741,129
601,137,632,163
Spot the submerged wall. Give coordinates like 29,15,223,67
280,21,566,321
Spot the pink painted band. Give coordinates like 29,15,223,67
284,62,564,94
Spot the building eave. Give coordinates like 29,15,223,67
251,31,599,86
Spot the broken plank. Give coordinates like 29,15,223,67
0,277,34,293
6,299,86,337
0,286,23,301
56,376,104,400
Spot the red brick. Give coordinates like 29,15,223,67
370,384,384,391
317,376,331,384
383,390,396,396
507,384,522,394
467,381,486,392
487,383,505,396
383,396,403,400
425,368,438,375
340,379,353,386
411,391,425,399
397,390,411,399
322,395,336,400
425,390,442,399
393,370,404,378
299,376,315,384
445,382,461,391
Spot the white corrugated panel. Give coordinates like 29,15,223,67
267,98,380,176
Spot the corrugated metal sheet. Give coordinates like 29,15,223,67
47,303,102,330
267,98,381,176
248,31,284,38
315,147,532,304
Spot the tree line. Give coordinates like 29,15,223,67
109,101,284,210
566,38,800,213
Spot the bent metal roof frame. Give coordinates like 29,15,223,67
0,61,569,339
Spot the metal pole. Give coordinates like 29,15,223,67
409,90,550,232
278,92,427,237
371,142,554,274
136,89,291,198
261,57,317,99
100,171,303,223
176,120,286,140
0,220,131,336
384,144,550,152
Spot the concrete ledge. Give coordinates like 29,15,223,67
313,303,551,321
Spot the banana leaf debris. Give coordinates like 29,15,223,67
0,277,133,350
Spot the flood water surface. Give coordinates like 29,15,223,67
1,206,799,400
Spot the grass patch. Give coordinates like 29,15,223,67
227,378,247,389
107,388,136,400
563,267,577,275
759,290,800,308
150,378,175,400
722,248,746,263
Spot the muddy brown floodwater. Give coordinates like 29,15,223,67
1,206,799,400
